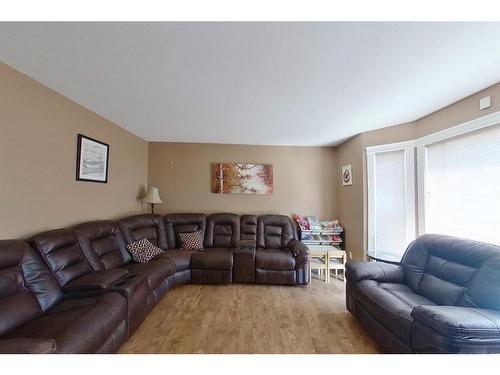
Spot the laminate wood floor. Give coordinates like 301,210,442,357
118,279,379,354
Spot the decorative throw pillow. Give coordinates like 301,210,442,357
178,230,204,251
126,238,164,263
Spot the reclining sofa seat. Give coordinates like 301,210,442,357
73,220,175,310
346,234,500,354
118,213,178,293
30,228,148,337
255,215,310,285
190,213,239,284
162,213,207,285
0,240,127,353
118,214,168,250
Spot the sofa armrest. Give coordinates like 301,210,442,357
411,305,500,341
0,338,56,354
235,240,256,250
287,239,309,257
63,268,130,293
287,239,309,270
345,261,404,284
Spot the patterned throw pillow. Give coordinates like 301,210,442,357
178,230,204,251
126,238,164,263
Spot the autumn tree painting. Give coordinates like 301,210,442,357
212,163,273,194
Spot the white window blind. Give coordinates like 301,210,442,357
367,147,415,261
424,124,500,245
374,151,408,259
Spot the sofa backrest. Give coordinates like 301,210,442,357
205,213,240,248
164,213,207,249
118,214,168,249
240,215,257,241
73,220,131,270
31,228,93,287
402,234,500,310
257,215,296,249
0,240,62,337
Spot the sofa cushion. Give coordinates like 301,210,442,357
412,305,500,340
31,228,93,287
126,238,164,263
191,248,233,270
256,248,295,271
257,215,297,249
164,213,207,249
118,214,168,250
161,250,193,272
402,234,500,309
411,306,500,353
125,256,175,293
356,280,436,345
179,230,204,251
73,220,131,270
0,240,63,337
204,213,240,248
7,292,126,354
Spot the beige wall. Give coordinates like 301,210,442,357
0,63,148,239
148,142,337,219
2,58,497,255
415,83,500,137
336,135,364,260
336,82,500,260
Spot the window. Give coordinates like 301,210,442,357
419,124,500,246
366,111,500,262
367,143,415,261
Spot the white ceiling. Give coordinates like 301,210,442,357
1,22,499,146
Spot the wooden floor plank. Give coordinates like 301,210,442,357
118,279,378,354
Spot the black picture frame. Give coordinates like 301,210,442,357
76,134,109,183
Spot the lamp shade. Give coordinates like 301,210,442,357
144,187,163,204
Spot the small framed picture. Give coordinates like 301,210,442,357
342,164,352,186
76,134,109,183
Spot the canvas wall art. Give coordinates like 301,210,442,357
212,163,273,194
342,164,352,186
76,134,109,183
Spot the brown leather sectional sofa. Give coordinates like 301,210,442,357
0,213,309,354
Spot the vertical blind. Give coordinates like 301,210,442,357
425,124,500,245
374,150,408,259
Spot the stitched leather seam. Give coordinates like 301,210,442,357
415,247,431,293
414,310,500,334
471,309,500,331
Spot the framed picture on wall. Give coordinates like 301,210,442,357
342,164,353,186
76,134,109,183
211,162,273,194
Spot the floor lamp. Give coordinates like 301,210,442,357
144,187,163,214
